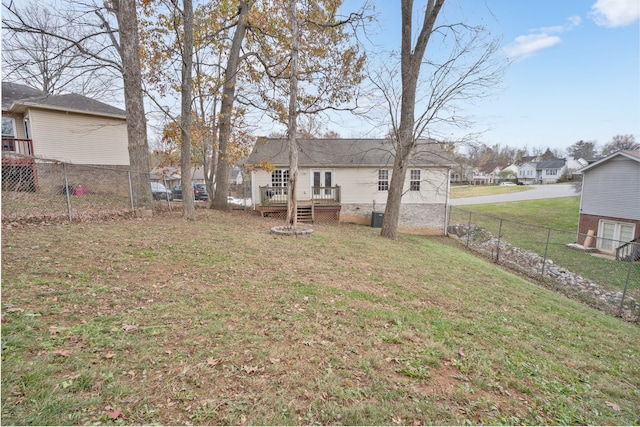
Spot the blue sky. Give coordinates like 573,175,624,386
336,0,640,155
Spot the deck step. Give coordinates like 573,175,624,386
297,206,313,223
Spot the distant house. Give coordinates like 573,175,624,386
577,150,640,259
536,159,567,184
517,162,537,184
2,82,129,191
245,138,456,234
472,163,508,185
517,159,567,184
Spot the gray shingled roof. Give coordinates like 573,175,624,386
2,82,126,118
246,138,456,168
536,160,566,169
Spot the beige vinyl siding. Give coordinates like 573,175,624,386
27,108,129,165
253,166,450,205
581,156,640,221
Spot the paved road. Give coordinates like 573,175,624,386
450,184,578,206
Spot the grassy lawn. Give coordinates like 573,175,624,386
2,210,639,425
450,185,531,199
449,197,640,307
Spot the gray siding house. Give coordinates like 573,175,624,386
245,138,456,235
577,150,640,256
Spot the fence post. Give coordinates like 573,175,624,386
541,227,552,277
618,243,636,318
63,163,73,221
466,210,472,247
495,218,503,263
128,171,135,212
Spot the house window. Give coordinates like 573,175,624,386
546,169,557,175
378,169,389,191
2,117,16,151
597,220,636,253
410,169,420,191
271,169,289,195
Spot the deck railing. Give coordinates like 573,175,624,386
616,238,640,262
2,138,34,156
259,185,341,206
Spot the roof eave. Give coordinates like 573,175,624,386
9,101,126,120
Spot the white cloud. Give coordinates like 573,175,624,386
591,0,640,27
502,34,562,61
503,16,582,61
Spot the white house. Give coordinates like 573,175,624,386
517,162,537,184
245,138,456,235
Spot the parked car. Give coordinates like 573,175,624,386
172,183,209,201
151,182,173,200
499,181,517,186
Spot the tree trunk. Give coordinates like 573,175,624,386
113,0,152,209
212,0,252,211
381,0,444,239
287,0,299,227
180,0,195,220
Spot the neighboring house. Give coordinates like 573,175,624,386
472,163,508,185
245,138,456,234
449,166,473,184
517,162,537,184
536,159,567,184
577,150,640,259
2,82,129,191
517,159,567,184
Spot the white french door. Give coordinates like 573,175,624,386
311,170,333,198
597,220,635,252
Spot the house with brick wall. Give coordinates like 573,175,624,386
577,150,640,259
245,138,456,234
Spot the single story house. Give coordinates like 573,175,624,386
2,82,129,192
577,150,640,259
245,138,456,235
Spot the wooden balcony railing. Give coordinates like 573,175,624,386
616,238,640,262
259,185,341,206
2,138,34,156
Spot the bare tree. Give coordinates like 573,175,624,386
375,0,505,239
1,2,118,99
4,0,153,208
211,0,253,211
179,0,196,220
602,134,639,155
243,0,367,225
111,0,153,208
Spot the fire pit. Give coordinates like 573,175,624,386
270,225,313,238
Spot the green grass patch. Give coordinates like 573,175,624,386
2,211,639,425
450,185,531,199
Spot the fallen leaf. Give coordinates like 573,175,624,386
51,349,71,357
269,358,280,364
207,358,222,366
107,410,122,420
242,365,263,374
104,353,116,359
606,401,621,411
5,307,24,313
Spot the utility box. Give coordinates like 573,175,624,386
371,211,384,228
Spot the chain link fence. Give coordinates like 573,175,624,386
447,206,639,321
2,154,175,225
